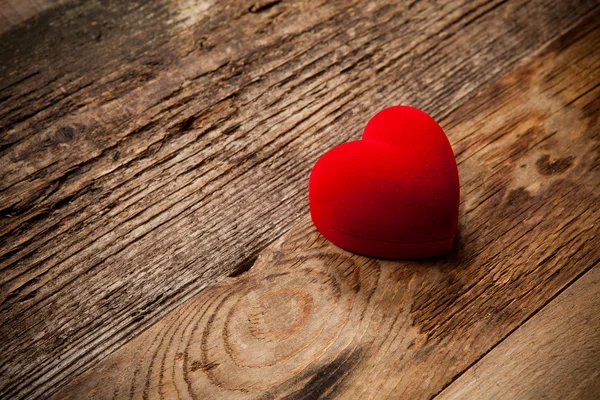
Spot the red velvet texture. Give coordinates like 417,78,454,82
309,106,460,258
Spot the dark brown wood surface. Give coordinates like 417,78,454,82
0,0,64,34
3,0,597,398
50,14,600,399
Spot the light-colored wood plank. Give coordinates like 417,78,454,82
52,13,600,399
2,0,596,398
436,265,600,400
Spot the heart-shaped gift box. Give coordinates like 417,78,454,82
309,106,459,258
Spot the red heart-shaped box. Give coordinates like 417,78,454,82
309,106,459,258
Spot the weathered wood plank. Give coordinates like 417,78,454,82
1,0,598,398
51,13,600,399
436,266,600,400
0,0,66,34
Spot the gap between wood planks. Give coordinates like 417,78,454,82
50,11,600,399
435,263,600,400
432,259,599,398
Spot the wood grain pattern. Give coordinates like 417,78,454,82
52,14,600,399
3,0,596,398
436,265,600,400
0,0,67,34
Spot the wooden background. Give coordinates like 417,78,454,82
1,0,598,399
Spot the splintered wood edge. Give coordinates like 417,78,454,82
50,12,600,400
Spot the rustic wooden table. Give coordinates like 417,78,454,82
1,1,599,399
